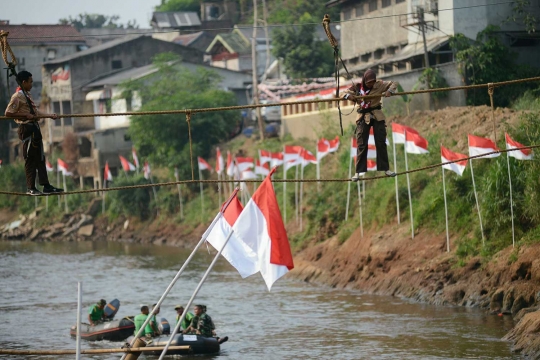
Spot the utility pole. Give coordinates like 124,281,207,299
252,0,265,140
418,6,432,110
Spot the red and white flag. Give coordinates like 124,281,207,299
241,169,258,180
226,151,236,177
143,161,151,179
350,138,357,158
236,157,255,172
198,156,212,171
367,159,377,171
328,136,340,153
506,133,532,160
255,160,270,176
205,192,259,278
233,168,294,290
441,146,467,176
216,147,225,174
368,128,389,145
468,134,500,158
269,152,284,168
300,148,317,167
392,123,419,144
405,132,429,154
103,161,113,182
259,150,273,166
132,147,139,169
284,145,303,163
317,138,331,161
367,144,377,159
119,155,136,172
46,160,54,172
57,158,72,176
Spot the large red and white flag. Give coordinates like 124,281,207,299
441,146,467,176
255,160,270,176
216,147,225,174
284,145,303,163
367,144,377,159
259,150,273,166
198,156,212,172
226,151,236,177
143,161,151,179
468,134,500,158
392,123,419,144
367,159,377,171
350,138,357,158
233,168,294,290
236,157,255,172
57,158,73,176
103,161,113,182
241,169,258,180
317,138,331,161
132,147,139,169
328,136,340,153
46,160,54,172
119,155,136,172
269,152,284,168
506,133,532,160
205,192,259,278
405,132,429,154
368,128,389,145
300,148,317,167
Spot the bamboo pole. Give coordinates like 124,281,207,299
0,346,191,355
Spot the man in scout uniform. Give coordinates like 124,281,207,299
88,299,107,326
134,305,154,339
174,304,194,331
149,304,161,335
341,68,397,181
4,70,63,195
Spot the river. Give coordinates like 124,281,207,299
0,241,518,359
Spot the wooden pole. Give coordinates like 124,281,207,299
0,346,191,355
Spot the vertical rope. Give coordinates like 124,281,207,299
0,31,17,67
186,111,194,180
488,83,496,143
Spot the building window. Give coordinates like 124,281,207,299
374,49,384,59
53,101,61,126
124,134,131,142
62,101,72,126
355,3,364,17
382,0,391,7
383,63,393,73
361,53,372,62
369,0,378,12
343,8,353,20
387,46,398,55
47,49,56,60
111,60,122,69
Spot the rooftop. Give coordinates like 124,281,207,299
0,24,86,45
152,12,202,28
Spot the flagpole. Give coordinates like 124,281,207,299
345,155,352,221
218,172,222,207
175,167,184,220
283,145,286,222
150,174,158,214
102,180,106,214
158,228,236,360
393,135,400,224
442,165,450,252
57,167,61,207
362,178,365,199
295,163,299,225
506,153,515,248
404,131,414,239
63,172,68,214
316,150,320,193
357,181,363,238
199,168,204,221
300,163,304,231
469,160,485,245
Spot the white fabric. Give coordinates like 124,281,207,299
392,132,406,144
441,155,466,176
507,143,533,160
468,146,500,159
405,141,429,154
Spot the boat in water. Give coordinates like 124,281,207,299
70,316,135,341
126,334,221,355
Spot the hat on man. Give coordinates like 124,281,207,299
174,305,184,310
98,299,107,306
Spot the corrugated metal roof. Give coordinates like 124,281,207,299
152,12,202,28
1,25,86,45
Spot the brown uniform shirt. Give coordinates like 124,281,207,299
5,91,38,125
341,79,398,122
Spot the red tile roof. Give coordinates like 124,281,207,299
0,25,86,45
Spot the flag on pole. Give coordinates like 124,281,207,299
132,147,139,169
367,144,377,159
226,151,236,177
405,132,429,154
441,146,467,176
46,160,54,172
119,155,136,171
255,160,270,176
300,149,317,167
392,123,419,144
368,128,389,145
350,138,357,158
216,148,225,174
259,150,273,166
143,161,151,179
328,136,340,153
269,152,284,168
57,158,73,176
205,194,259,278
236,157,255,172
197,157,212,171
241,169,258,180
104,161,113,182
233,167,294,290
284,145,303,163
317,138,331,161
468,134,500,158
506,133,533,160
367,159,377,171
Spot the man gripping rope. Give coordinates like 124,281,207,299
341,69,397,180
4,71,63,195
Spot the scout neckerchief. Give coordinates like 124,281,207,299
358,82,372,110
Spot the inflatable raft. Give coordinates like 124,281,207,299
126,334,220,355
70,316,135,341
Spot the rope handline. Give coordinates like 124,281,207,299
1,76,539,121
0,145,537,197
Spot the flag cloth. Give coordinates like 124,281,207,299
368,128,390,145
236,157,255,172
367,144,377,159
205,194,259,278
233,168,294,290
57,158,73,176
300,149,317,167
226,151,236,177
269,152,284,167
506,133,533,160
216,148,225,174
198,157,212,171
441,146,467,176
317,138,331,161
119,155,136,171
284,145,303,163
255,160,270,176
259,150,273,166
468,134,500,158
392,123,419,144
241,169,258,180
132,147,139,169
350,138,357,158
367,159,377,171
104,161,113,182
405,132,429,154
46,160,54,172
143,161,151,180
328,136,340,153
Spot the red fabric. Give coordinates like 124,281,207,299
468,134,499,150
441,146,468,167
505,133,531,155
222,195,243,227
405,132,429,150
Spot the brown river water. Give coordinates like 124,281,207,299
0,241,518,359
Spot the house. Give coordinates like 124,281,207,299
173,31,215,54
151,11,203,35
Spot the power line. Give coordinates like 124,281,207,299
4,1,516,41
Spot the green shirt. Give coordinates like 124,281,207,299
134,314,154,337
88,305,104,322
176,311,194,330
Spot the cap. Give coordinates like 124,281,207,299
99,299,106,306
174,305,184,310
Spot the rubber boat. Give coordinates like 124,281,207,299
126,334,220,355
70,316,135,341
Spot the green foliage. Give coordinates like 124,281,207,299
156,0,201,15
107,175,153,219
418,67,449,100
271,13,335,79
512,87,540,111
266,0,340,25
122,53,240,180
59,13,138,30
505,0,538,33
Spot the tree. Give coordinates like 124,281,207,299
271,13,335,79
266,0,340,25
156,0,201,15
59,13,138,31
505,0,538,34
122,53,240,179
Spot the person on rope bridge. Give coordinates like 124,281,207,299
88,299,107,326
341,68,397,180
4,70,64,195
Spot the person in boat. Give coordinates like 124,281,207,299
134,305,154,339
174,305,194,331
185,304,215,337
150,304,161,335
88,299,107,326
341,68,397,181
